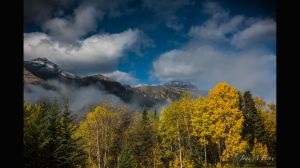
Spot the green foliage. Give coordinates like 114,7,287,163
142,106,149,122
123,108,156,167
24,98,86,168
118,144,136,168
24,101,50,168
254,97,276,158
241,91,267,146
55,98,86,167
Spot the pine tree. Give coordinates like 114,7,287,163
125,108,155,167
154,108,158,119
24,101,50,168
46,98,62,167
118,144,136,168
56,97,86,167
254,97,276,158
241,91,268,146
142,106,149,123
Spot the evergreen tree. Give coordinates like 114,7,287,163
25,99,86,168
130,108,154,167
118,144,136,168
46,98,62,167
241,91,268,146
24,101,50,168
56,97,86,167
142,106,149,123
254,97,276,158
154,108,158,119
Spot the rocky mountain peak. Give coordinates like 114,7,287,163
163,80,198,90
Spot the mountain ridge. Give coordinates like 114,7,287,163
24,58,207,108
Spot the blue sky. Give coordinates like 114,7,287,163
24,0,276,102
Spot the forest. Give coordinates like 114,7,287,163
24,82,276,168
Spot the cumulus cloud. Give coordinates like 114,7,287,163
153,46,275,100
103,70,137,86
24,0,134,25
24,0,74,24
188,15,245,44
152,2,276,102
25,0,139,48
24,29,143,75
188,2,246,45
42,5,102,43
231,19,276,48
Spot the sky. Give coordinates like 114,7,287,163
24,0,276,102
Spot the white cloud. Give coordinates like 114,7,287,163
153,46,275,100
42,5,102,43
103,70,137,86
231,19,276,48
188,15,245,44
24,29,142,74
152,2,276,102
188,2,245,45
40,0,138,43
202,1,229,19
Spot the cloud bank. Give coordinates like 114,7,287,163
153,2,276,102
42,5,101,43
24,29,144,75
24,80,124,113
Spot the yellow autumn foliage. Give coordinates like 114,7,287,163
192,82,247,163
169,157,194,168
76,104,122,167
252,138,269,159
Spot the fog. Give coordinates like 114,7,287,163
24,80,124,113
24,80,171,116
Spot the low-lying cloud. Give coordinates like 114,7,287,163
24,80,124,113
24,79,169,114
103,70,137,86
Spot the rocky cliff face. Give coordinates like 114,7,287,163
24,68,43,84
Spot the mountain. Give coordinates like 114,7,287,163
81,74,131,101
24,58,207,108
163,81,198,90
24,58,80,81
129,82,207,107
24,68,44,84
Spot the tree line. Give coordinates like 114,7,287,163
24,82,276,168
